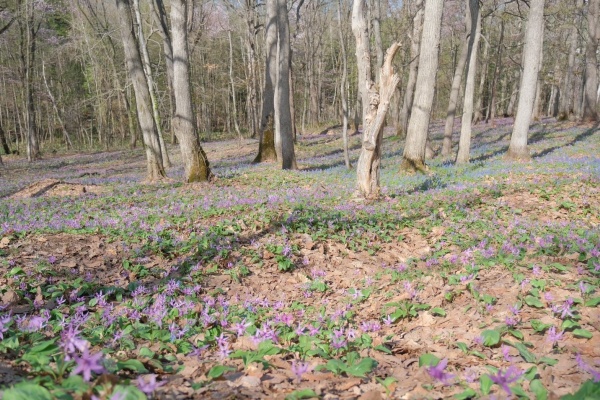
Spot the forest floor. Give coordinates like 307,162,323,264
0,118,599,400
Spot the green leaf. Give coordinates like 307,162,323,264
207,365,236,379
139,347,155,358
513,342,537,363
572,329,593,339
480,375,493,395
346,357,377,377
60,375,88,393
584,297,600,307
470,350,487,359
111,385,147,400
116,359,149,373
454,388,477,400
419,353,440,367
525,295,544,308
538,357,558,366
285,389,318,400
374,345,392,354
524,366,538,381
431,307,446,317
2,382,52,400
7,267,25,277
509,329,524,340
0,335,19,351
455,342,469,354
562,320,580,330
530,320,552,333
531,379,548,400
560,379,600,399
481,330,501,347
511,385,528,398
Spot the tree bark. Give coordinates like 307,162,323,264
456,0,481,164
372,0,384,82
583,0,599,121
354,0,401,200
254,0,278,163
507,0,545,161
442,5,472,157
338,0,351,169
42,62,72,149
401,0,443,172
274,0,296,169
472,33,489,124
486,18,505,125
558,0,583,120
171,0,211,182
22,0,39,161
115,0,166,181
397,0,423,138
133,0,171,167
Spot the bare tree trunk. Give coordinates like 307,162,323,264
115,0,166,181
583,0,599,121
442,6,471,157
371,0,384,81
133,0,171,167
507,0,545,160
456,0,481,164
472,34,489,124
486,19,505,126
397,0,423,138
42,62,72,149
338,0,351,169
507,69,519,116
0,124,10,156
150,0,176,139
228,30,242,141
558,0,583,120
171,0,211,182
401,0,443,172
254,0,278,163
354,0,400,198
274,0,296,169
22,0,40,161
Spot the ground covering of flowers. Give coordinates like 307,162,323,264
0,119,599,399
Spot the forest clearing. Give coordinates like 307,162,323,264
0,118,599,399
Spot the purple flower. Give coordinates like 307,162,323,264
136,374,165,395
291,360,312,382
489,366,523,395
426,358,454,385
383,315,393,326
501,345,515,362
71,348,105,381
576,354,600,382
546,326,564,347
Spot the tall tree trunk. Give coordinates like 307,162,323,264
150,0,176,140
583,0,599,121
274,0,296,169
133,0,171,167
228,30,242,141
171,0,211,182
507,0,545,160
254,0,278,163
372,0,384,82
397,0,423,138
338,0,351,169
486,18,505,126
442,6,472,157
558,0,583,120
0,124,10,156
401,0,443,172
115,0,166,181
22,0,39,161
472,33,489,124
354,0,400,198
42,62,72,149
456,0,481,164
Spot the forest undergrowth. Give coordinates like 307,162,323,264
0,118,599,399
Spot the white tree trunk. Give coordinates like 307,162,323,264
442,5,472,157
338,0,351,169
507,0,545,160
397,0,423,138
115,0,166,181
401,0,443,172
274,0,296,169
171,0,211,182
456,0,481,164
583,0,599,121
